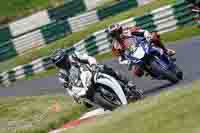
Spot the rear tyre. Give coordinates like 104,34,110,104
150,60,179,83
174,65,183,80
164,70,179,83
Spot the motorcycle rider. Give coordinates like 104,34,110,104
51,48,133,103
107,23,176,77
51,49,95,102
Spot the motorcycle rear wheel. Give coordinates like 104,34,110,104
150,60,179,83
173,65,183,80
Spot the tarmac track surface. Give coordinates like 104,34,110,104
0,37,200,97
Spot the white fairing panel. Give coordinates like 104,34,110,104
94,73,128,105
80,70,92,89
132,46,145,59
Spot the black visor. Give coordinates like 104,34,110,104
110,27,123,39
55,57,71,70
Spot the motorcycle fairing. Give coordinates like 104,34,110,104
94,73,128,105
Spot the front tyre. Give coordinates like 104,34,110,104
93,86,122,110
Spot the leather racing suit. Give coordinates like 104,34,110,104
111,27,172,77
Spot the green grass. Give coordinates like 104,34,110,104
0,0,64,16
0,0,118,25
95,0,119,10
0,0,64,24
24,68,58,81
0,95,88,133
64,81,200,133
0,0,178,72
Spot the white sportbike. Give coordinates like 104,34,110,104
68,64,143,110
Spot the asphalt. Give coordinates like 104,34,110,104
1,37,200,97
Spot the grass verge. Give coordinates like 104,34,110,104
0,0,177,72
0,95,88,133
0,0,64,25
64,81,200,133
0,0,117,25
24,68,58,81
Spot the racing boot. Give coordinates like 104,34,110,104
166,48,176,56
127,81,137,90
116,73,129,86
114,73,137,95
103,65,129,85
164,48,177,63
126,81,143,101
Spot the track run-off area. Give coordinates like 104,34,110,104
0,36,200,97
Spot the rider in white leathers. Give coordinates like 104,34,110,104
51,49,132,103
51,49,96,102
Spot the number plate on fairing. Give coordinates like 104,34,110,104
132,47,145,59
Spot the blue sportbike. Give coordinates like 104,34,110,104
124,36,183,83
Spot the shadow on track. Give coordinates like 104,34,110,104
142,82,175,96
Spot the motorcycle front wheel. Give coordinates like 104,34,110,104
93,85,122,110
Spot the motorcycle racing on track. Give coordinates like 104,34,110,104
121,36,183,84
108,23,183,84
51,24,183,111
51,49,143,110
